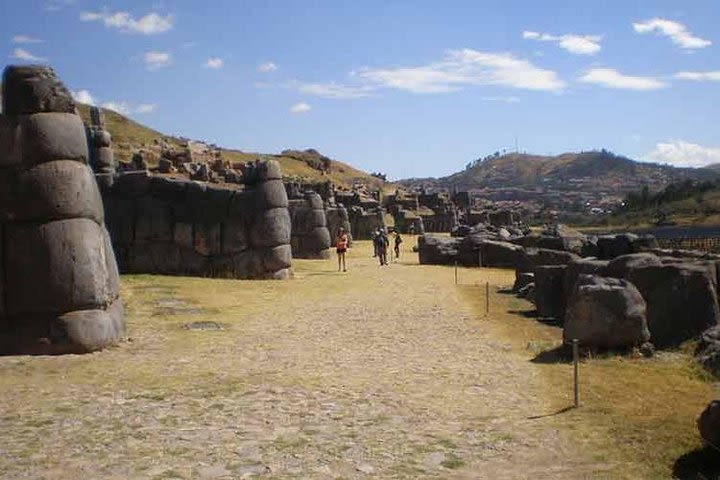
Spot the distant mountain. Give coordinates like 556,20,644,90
400,151,720,193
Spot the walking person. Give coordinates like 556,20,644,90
394,231,403,261
371,228,379,258
336,227,348,272
375,228,389,266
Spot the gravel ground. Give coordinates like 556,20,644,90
0,241,601,479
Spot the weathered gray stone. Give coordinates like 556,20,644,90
19,113,89,166
698,400,720,447
2,65,76,116
535,265,567,319
564,275,650,349
5,218,113,315
13,160,103,223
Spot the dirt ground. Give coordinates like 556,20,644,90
0,239,711,479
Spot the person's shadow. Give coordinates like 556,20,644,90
673,446,720,479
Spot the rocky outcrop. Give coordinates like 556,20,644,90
326,204,352,246
288,192,332,259
564,275,650,349
418,234,461,265
104,160,292,279
0,65,124,354
698,400,720,447
607,260,719,348
596,233,658,260
534,265,567,319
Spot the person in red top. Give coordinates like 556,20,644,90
336,227,349,272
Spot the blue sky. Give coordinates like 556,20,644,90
2,0,720,179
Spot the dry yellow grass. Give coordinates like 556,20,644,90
0,241,717,479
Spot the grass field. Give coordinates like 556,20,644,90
0,240,718,478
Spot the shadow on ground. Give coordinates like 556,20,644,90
531,345,572,364
673,446,720,479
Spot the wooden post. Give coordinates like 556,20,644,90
573,339,580,408
485,281,490,315
454,261,458,285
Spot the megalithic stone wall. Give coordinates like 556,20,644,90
0,65,124,354
288,192,332,259
86,106,115,189
326,204,352,247
103,160,293,279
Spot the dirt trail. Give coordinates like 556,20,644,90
0,241,602,479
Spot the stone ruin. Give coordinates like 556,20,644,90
0,65,124,354
385,188,457,234
86,106,115,189
286,190,332,259
103,160,292,279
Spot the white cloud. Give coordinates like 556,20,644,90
644,140,720,168
100,101,131,115
291,81,375,99
71,89,96,105
12,35,42,44
258,61,277,72
522,30,602,55
674,71,720,82
135,103,157,114
100,102,157,115
357,49,566,93
633,18,711,49
482,96,520,103
143,51,172,70
578,68,666,90
204,57,224,69
11,48,46,62
44,0,75,12
80,11,174,35
290,101,311,114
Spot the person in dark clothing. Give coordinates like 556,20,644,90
394,231,403,260
374,228,389,266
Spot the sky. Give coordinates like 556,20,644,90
2,0,720,179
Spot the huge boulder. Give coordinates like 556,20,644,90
563,257,609,304
609,262,720,348
605,253,663,278
696,325,720,377
479,240,524,268
698,400,720,447
535,265,567,319
564,275,650,349
418,234,461,265
596,233,658,260
519,248,580,273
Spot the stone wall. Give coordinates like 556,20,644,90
103,160,292,279
349,206,385,240
326,204,352,246
0,65,124,354
288,192,332,259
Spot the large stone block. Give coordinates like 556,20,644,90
0,115,21,167
564,275,649,349
619,263,720,347
2,65,76,116
19,113,89,166
535,265,567,319
222,218,249,254
255,179,289,209
251,207,291,248
5,219,113,315
262,244,292,272
134,197,173,244
58,300,125,353
194,222,222,256
13,160,103,223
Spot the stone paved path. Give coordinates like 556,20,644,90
0,241,600,479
